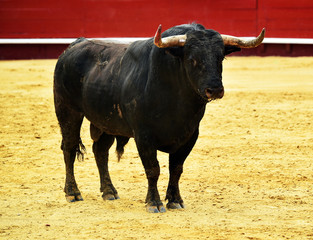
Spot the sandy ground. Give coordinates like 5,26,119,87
0,57,312,239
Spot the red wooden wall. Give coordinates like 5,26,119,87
1,0,313,58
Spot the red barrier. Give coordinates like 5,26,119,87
1,0,313,38
1,0,313,58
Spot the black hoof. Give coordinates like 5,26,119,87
66,194,84,202
167,202,184,210
102,193,120,200
146,203,166,213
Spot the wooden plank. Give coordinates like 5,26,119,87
259,0,313,8
258,1,313,38
1,0,313,39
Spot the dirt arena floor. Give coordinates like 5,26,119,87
0,57,312,239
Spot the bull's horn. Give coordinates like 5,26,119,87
221,28,266,48
154,24,187,48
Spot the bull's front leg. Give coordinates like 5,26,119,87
166,128,199,209
135,135,166,213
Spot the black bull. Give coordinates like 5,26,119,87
54,23,264,213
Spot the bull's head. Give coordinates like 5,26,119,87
154,25,265,101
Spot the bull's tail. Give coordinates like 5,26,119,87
115,136,130,162
76,138,87,162
60,138,86,162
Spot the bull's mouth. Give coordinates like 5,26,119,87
204,87,224,101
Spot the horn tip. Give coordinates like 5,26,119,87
260,28,266,37
254,28,266,47
154,24,163,47
259,28,266,43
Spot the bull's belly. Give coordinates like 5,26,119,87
82,105,133,138
81,81,133,137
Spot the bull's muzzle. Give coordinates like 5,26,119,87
205,87,224,100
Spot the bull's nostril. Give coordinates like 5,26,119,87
219,88,224,98
205,87,224,100
205,88,213,95
205,88,213,99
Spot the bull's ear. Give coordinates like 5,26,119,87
224,46,241,55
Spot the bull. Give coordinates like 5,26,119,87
54,23,265,213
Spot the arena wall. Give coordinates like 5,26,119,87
1,0,313,59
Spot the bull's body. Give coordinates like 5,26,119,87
54,23,263,212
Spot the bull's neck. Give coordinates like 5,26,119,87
138,50,207,129
148,53,207,108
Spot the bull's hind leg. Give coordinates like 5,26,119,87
166,129,199,209
55,105,85,202
91,125,119,200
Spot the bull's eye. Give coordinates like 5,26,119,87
189,58,197,67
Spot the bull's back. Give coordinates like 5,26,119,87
54,38,127,112
54,38,133,136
